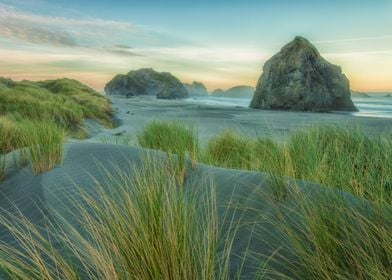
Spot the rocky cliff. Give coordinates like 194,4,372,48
250,36,357,112
184,81,208,96
105,68,188,99
211,86,254,98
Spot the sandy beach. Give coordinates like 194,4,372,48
88,96,392,144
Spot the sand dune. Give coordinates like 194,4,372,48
0,142,379,278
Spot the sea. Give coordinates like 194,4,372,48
185,94,392,119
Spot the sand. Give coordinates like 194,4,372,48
0,96,390,278
1,142,376,278
86,96,392,144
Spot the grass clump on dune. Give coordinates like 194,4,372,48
136,121,392,204
255,189,392,279
204,131,253,170
137,121,199,181
0,116,65,175
0,159,222,279
0,154,5,182
288,126,392,203
0,77,113,136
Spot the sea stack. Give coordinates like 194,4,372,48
105,68,188,99
250,36,357,112
184,81,208,96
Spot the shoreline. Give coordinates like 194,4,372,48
87,96,392,143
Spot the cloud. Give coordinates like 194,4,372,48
0,4,142,48
315,35,392,44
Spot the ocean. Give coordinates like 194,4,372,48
185,94,392,119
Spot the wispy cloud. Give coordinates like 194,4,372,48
0,4,145,49
316,35,392,44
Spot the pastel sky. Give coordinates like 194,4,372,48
0,0,391,92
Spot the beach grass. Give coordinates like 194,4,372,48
20,121,65,175
1,116,65,175
1,119,391,278
0,156,390,279
137,121,391,204
137,121,199,182
0,154,5,182
252,187,392,279
0,77,113,139
0,158,226,279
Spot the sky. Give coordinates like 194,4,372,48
0,0,391,92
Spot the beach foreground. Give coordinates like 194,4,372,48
0,96,391,279
89,96,392,144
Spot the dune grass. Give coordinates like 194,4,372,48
0,154,5,182
252,188,392,279
0,158,227,279
137,121,199,182
0,77,113,177
0,155,390,279
0,116,65,175
0,120,391,278
0,78,113,137
137,121,392,204
21,122,65,175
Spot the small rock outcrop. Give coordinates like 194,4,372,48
184,81,208,96
351,91,370,98
105,68,188,99
212,86,255,98
211,89,225,96
250,36,357,111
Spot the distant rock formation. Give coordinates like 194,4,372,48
385,94,391,98
351,91,370,98
211,89,225,96
184,81,208,96
211,86,255,98
250,36,357,112
105,68,188,99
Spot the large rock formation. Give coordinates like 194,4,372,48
105,68,188,99
184,81,208,96
211,86,255,98
250,36,357,111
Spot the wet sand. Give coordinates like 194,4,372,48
87,96,392,143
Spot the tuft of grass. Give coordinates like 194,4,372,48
287,126,392,203
137,121,199,182
204,131,253,170
0,154,6,182
0,115,22,154
0,78,113,140
255,188,392,279
19,121,65,175
0,115,65,176
0,158,224,279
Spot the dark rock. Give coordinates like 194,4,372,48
385,94,391,98
250,36,358,112
211,88,225,96
212,86,254,98
184,81,208,96
105,68,188,99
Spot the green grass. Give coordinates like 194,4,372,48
136,121,392,204
137,121,199,182
0,77,113,177
0,158,226,279
252,188,392,279
0,116,65,175
0,154,5,182
0,78,113,136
